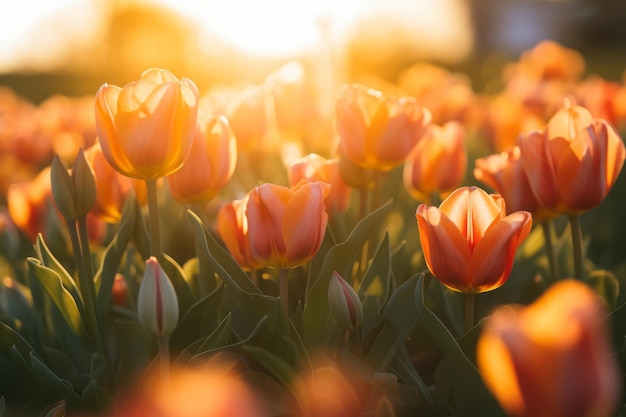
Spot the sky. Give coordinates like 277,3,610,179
0,0,473,73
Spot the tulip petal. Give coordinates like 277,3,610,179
470,211,532,292
440,187,503,248
282,182,329,267
555,126,604,211
416,205,472,292
518,131,559,209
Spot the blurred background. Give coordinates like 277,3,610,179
2,0,626,103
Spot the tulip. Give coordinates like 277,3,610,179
94,68,199,180
289,153,351,215
137,256,179,339
216,197,263,272
226,85,268,153
335,84,431,172
518,100,626,213
415,186,532,294
167,114,237,204
7,167,54,243
474,146,549,218
477,279,621,417
403,121,467,203
84,142,147,223
245,180,330,270
328,271,363,330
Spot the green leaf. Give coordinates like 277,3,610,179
187,210,260,295
415,276,505,417
303,200,393,346
34,235,83,311
160,254,194,316
27,258,86,338
241,345,298,389
131,197,151,261
0,322,36,359
170,283,224,352
389,345,434,405
40,400,67,417
94,194,136,317
587,269,620,308
191,315,267,362
360,232,392,341
367,274,420,371
29,353,83,404
0,396,5,417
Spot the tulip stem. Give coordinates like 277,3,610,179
568,214,584,280
541,221,559,281
77,215,95,280
66,219,104,357
158,335,171,383
464,292,475,333
279,268,289,314
146,179,161,257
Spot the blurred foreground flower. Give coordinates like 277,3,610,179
94,68,199,180
115,355,267,417
416,186,532,293
477,279,622,417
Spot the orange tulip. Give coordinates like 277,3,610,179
416,186,532,293
94,68,200,180
403,121,467,202
225,85,268,153
289,153,351,214
7,167,54,243
477,279,622,417
518,100,626,213
216,197,263,272
245,180,330,270
84,142,146,223
335,84,431,172
474,146,552,219
167,114,237,203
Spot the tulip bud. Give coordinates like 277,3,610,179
328,271,363,330
50,155,77,221
112,273,128,307
137,257,179,338
71,148,96,217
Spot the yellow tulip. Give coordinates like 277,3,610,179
94,68,199,180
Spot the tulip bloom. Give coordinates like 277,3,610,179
216,198,263,272
225,85,268,153
416,186,532,293
403,121,467,202
289,153,351,215
477,279,621,417
7,167,54,243
518,101,626,213
335,84,431,172
167,115,237,203
474,146,552,219
245,181,330,270
94,68,200,180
